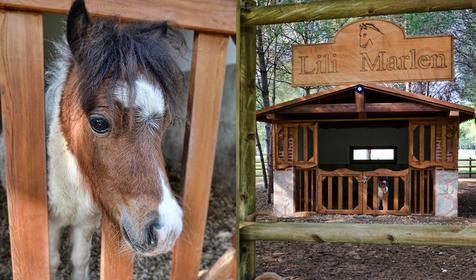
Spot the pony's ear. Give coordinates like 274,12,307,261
67,0,91,55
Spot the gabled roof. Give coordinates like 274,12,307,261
256,84,475,123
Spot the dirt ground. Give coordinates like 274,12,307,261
0,177,235,279
255,179,476,280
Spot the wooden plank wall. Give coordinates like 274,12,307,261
0,10,50,279
171,32,228,280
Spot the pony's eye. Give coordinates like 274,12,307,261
88,115,110,134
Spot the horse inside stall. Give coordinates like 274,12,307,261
377,177,389,210
1,0,185,279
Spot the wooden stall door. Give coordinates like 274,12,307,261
314,169,410,215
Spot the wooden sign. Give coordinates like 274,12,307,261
292,19,453,87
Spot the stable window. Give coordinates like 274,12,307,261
351,147,396,162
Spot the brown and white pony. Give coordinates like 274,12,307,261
2,1,185,279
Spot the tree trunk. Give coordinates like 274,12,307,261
257,24,272,200
256,128,268,190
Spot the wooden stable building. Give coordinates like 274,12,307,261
257,84,475,217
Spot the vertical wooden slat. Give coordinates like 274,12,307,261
100,217,134,280
304,170,309,211
293,126,298,162
409,124,414,162
283,125,288,163
317,175,323,211
419,170,425,214
413,170,417,212
452,122,459,166
383,181,388,212
338,176,343,209
419,125,424,161
327,176,333,210
0,11,50,280
426,170,430,213
237,22,256,280
314,123,319,164
442,124,447,162
272,122,276,170
348,177,353,210
303,125,308,161
430,125,436,162
171,32,228,280
310,170,314,211
373,177,378,210
394,177,399,211
361,177,367,212
402,174,409,214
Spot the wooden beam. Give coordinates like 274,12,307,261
240,222,476,247
355,91,366,118
449,110,460,118
0,0,235,35
279,103,442,114
236,18,257,280
171,32,228,280
242,0,473,26
0,10,49,280
100,216,134,280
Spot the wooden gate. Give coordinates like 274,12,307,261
296,168,410,215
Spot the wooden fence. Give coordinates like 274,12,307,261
237,1,476,279
459,158,476,178
0,1,235,279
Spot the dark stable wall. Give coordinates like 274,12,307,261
318,123,409,171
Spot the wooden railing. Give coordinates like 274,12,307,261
459,158,476,178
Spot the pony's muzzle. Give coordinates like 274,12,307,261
120,208,182,256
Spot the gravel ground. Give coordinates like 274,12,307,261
0,176,235,279
255,178,476,280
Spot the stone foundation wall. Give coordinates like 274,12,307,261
434,169,458,217
273,169,294,217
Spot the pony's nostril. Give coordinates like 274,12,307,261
144,218,160,247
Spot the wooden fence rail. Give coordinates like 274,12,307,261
240,222,476,247
458,158,476,178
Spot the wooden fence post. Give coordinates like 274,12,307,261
170,32,228,280
237,20,257,280
469,158,472,178
0,10,50,280
100,216,134,280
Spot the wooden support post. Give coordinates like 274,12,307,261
237,18,257,280
355,90,366,119
0,10,49,280
171,32,228,280
470,158,473,178
327,177,333,210
100,216,134,280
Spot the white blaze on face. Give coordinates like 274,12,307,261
115,78,166,126
156,170,183,253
